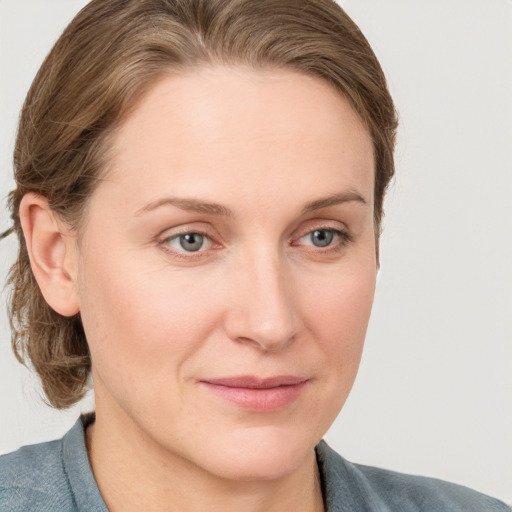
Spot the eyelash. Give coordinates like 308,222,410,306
158,225,352,260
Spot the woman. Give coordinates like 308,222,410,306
0,1,509,511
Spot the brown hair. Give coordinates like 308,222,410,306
7,0,397,408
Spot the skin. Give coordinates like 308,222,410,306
21,67,377,512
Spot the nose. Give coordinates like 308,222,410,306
223,250,301,353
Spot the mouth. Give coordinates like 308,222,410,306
199,375,309,412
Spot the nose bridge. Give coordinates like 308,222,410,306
225,243,299,351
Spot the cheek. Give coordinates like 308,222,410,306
76,247,222,392
302,258,375,342
287,257,376,439
299,256,376,382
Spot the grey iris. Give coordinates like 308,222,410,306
179,233,204,251
311,230,334,247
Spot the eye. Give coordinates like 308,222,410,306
295,227,351,250
166,232,212,252
309,229,335,247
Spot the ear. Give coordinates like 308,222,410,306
19,193,80,317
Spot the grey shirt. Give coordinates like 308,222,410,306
1,415,509,511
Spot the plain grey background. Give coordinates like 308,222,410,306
1,0,511,503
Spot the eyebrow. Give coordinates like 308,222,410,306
135,190,367,218
135,197,234,217
302,191,367,214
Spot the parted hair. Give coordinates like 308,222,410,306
7,0,397,408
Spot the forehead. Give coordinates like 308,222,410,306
102,66,374,212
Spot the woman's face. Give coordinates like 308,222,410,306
75,67,376,480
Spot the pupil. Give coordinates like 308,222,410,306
180,234,204,251
312,230,333,247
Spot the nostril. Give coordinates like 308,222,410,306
231,323,298,353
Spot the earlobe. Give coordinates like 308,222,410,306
19,193,80,317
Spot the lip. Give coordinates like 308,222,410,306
199,375,309,412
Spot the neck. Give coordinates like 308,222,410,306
86,405,324,512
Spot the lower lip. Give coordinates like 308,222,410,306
201,381,308,412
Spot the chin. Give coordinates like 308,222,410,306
188,426,319,482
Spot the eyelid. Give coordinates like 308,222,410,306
292,219,351,240
158,222,217,243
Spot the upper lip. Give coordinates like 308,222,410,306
201,375,308,389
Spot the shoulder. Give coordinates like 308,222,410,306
316,440,511,512
0,436,77,512
350,462,510,512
